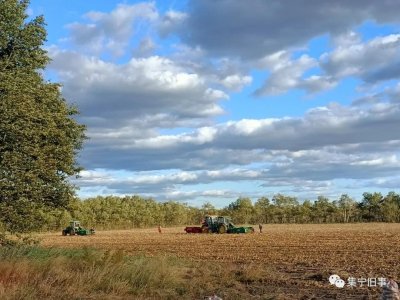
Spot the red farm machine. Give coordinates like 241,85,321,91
185,215,254,234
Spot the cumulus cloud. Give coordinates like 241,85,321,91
66,2,158,56
254,32,400,95
160,1,400,96
73,97,400,176
75,168,264,200
47,1,400,202
255,51,336,95
220,74,252,91
321,33,400,83
133,37,156,57
77,168,262,189
49,48,227,131
158,10,188,37
75,140,400,197
365,177,400,189
177,0,400,60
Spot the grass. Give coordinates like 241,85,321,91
0,246,184,300
0,245,281,300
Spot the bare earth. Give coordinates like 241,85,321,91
40,223,400,299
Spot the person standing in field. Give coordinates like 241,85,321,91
259,224,263,233
158,225,162,234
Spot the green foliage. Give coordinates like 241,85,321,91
0,0,86,233
271,194,299,223
42,196,203,230
201,201,217,215
381,192,400,222
38,191,400,231
254,197,271,223
226,197,254,224
337,194,357,222
359,192,384,221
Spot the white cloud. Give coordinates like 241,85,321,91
71,95,400,180
49,48,227,130
256,51,336,95
351,155,399,166
133,37,156,57
220,74,252,91
176,0,400,59
158,10,188,37
45,1,400,202
321,34,400,82
254,31,400,95
67,2,158,56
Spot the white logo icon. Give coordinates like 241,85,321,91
335,279,345,288
329,274,345,288
329,274,340,285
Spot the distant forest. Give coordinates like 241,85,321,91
43,192,400,231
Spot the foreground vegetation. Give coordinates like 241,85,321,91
0,245,311,300
0,246,185,300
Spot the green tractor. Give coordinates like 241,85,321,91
200,215,218,233
62,221,95,236
203,216,254,234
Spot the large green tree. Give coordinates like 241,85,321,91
254,197,271,223
337,194,356,223
0,0,86,233
226,197,254,224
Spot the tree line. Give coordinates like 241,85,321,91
39,192,400,231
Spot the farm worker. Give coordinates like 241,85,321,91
158,225,162,234
381,279,400,300
259,224,263,233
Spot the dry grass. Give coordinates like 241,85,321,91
2,223,399,299
0,247,183,300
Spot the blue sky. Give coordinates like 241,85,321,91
29,0,400,207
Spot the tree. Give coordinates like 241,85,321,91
254,197,271,223
272,194,298,223
381,192,400,222
312,196,336,223
201,201,217,216
0,0,86,233
297,200,313,223
226,197,254,224
337,194,356,223
359,192,383,222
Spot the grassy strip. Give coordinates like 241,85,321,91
0,245,373,300
0,245,283,300
0,246,184,300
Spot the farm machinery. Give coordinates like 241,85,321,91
62,221,95,236
185,215,254,234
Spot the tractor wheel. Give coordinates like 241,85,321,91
218,225,227,234
62,230,67,236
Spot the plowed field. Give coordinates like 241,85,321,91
41,223,400,299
